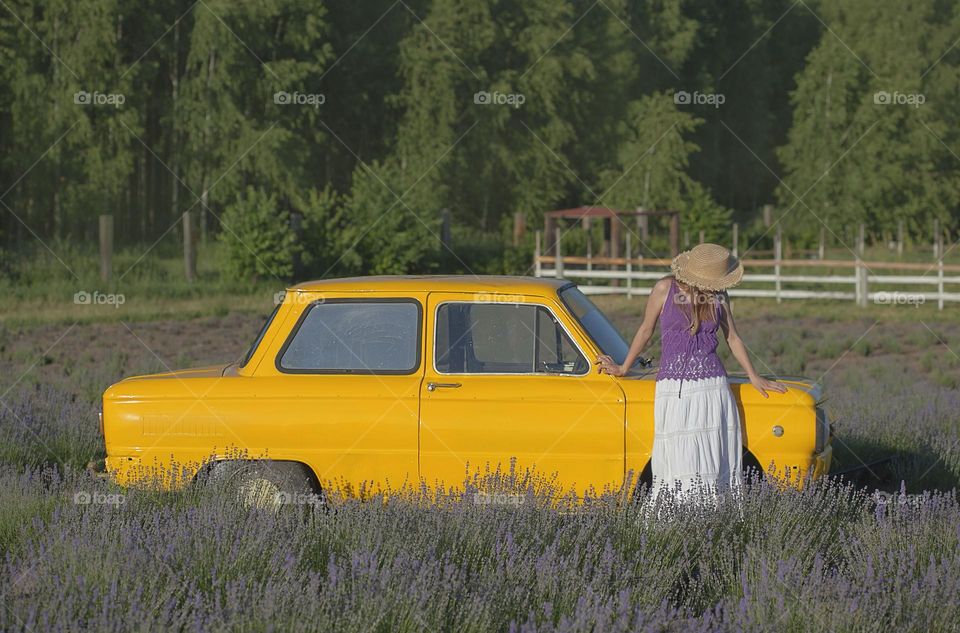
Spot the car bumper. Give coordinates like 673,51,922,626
105,454,142,486
811,443,833,479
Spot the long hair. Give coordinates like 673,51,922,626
675,279,725,335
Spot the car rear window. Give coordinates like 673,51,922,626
277,300,421,374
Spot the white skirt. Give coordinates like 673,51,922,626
649,375,743,505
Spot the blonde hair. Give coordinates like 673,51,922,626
675,278,724,335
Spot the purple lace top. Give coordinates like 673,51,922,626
655,278,727,382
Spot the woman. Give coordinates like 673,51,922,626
596,243,785,504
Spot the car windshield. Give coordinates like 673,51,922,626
558,287,630,364
240,303,281,368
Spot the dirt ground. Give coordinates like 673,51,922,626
0,312,268,401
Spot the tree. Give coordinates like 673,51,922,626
601,93,731,244
186,0,333,237
776,0,960,244
390,0,601,241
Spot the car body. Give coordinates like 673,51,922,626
102,275,833,498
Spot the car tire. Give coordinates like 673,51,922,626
741,449,768,485
633,449,767,501
203,460,323,512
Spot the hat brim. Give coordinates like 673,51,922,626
670,251,744,291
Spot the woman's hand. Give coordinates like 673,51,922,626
595,355,626,377
750,375,788,398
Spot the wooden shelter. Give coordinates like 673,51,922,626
542,207,681,258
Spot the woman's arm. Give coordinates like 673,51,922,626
719,295,787,398
596,277,672,376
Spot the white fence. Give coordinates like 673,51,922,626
533,234,960,310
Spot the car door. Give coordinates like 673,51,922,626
419,293,625,498
253,295,425,497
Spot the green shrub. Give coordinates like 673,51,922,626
219,187,296,281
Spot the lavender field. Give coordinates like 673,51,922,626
1,301,959,631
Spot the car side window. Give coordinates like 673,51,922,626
278,300,421,373
435,303,587,375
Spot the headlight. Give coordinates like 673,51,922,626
815,407,829,453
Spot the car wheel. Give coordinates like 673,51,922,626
633,450,766,501
742,449,767,484
206,461,323,512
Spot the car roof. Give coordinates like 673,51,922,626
289,275,573,296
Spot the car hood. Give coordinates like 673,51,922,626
726,373,824,403
618,372,823,407
118,364,234,382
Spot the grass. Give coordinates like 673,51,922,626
0,241,278,326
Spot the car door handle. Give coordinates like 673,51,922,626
426,382,462,392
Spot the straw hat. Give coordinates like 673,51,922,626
670,243,744,291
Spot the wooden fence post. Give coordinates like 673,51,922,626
762,204,773,228
554,226,564,278
582,216,591,272
545,216,557,256
636,208,649,241
99,214,113,283
938,230,945,310
669,213,680,256
534,230,542,277
856,224,868,307
938,258,944,311
854,251,862,307
818,226,825,260
586,234,593,272
698,229,705,245
933,218,940,259
774,225,782,304
610,216,621,287
625,232,633,298
732,223,739,258
602,217,611,257
512,211,525,247
183,211,197,282
897,220,904,258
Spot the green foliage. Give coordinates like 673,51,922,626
219,187,295,281
776,0,960,245
339,158,442,275
295,185,344,276
1,0,959,273
682,181,733,242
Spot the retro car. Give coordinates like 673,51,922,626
102,276,833,501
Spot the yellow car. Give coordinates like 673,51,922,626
103,276,833,501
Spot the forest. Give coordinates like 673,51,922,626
2,0,958,278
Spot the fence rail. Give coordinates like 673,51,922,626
533,233,960,309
